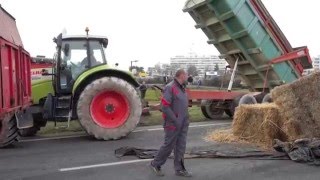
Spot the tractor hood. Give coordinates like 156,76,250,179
72,64,137,93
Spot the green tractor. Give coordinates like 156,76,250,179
22,29,142,140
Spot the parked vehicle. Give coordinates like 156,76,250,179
27,29,142,140
0,5,33,147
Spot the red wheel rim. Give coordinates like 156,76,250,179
90,91,130,128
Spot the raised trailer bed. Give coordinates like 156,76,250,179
179,0,312,119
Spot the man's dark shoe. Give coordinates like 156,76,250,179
149,162,164,176
175,170,192,177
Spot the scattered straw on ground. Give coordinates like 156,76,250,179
205,129,242,143
205,129,271,149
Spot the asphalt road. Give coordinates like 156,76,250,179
0,120,319,180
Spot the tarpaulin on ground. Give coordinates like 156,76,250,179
115,147,287,160
116,139,320,166
274,139,320,166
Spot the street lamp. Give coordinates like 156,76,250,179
130,60,139,71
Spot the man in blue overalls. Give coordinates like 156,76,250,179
150,69,192,177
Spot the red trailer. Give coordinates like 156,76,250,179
0,5,33,147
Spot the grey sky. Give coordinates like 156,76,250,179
1,0,319,70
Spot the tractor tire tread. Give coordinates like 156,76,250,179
0,114,19,148
77,77,142,140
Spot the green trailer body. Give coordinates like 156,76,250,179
183,0,312,91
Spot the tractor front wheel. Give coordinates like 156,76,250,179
77,77,142,140
0,113,19,148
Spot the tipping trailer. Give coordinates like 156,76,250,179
0,5,33,147
181,0,313,118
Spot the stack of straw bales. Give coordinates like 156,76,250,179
208,71,320,147
271,71,320,140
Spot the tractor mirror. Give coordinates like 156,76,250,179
55,33,63,47
102,39,108,48
64,44,70,57
41,69,55,76
41,69,49,75
115,63,119,67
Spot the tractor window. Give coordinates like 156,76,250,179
89,41,105,66
60,40,106,78
59,40,106,91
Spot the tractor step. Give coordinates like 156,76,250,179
53,96,72,123
54,115,69,122
56,96,72,107
55,108,70,117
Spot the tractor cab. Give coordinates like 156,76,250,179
54,29,108,94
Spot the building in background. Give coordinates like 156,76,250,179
147,63,172,77
170,54,227,77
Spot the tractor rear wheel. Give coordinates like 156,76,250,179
0,113,19,148
77,77,142,140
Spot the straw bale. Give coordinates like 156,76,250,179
271,71,320,139
206,72,320,148
232,103,286,147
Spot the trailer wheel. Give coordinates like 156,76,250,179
239,94,257,105
19,127,39,137
201,100,224,119
262,93,273,103
18,113,44,137
225,95,243,118
0,113,18,148
77,77,142,140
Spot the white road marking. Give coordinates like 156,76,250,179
59,123,231,172
20,122,231,142
20,134,88,142
59,159,152,172
133,122,230,132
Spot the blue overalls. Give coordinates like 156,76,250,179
152,79,189,171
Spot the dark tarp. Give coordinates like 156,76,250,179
274,139,320,165
115,139,320,166
115,146,287,160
